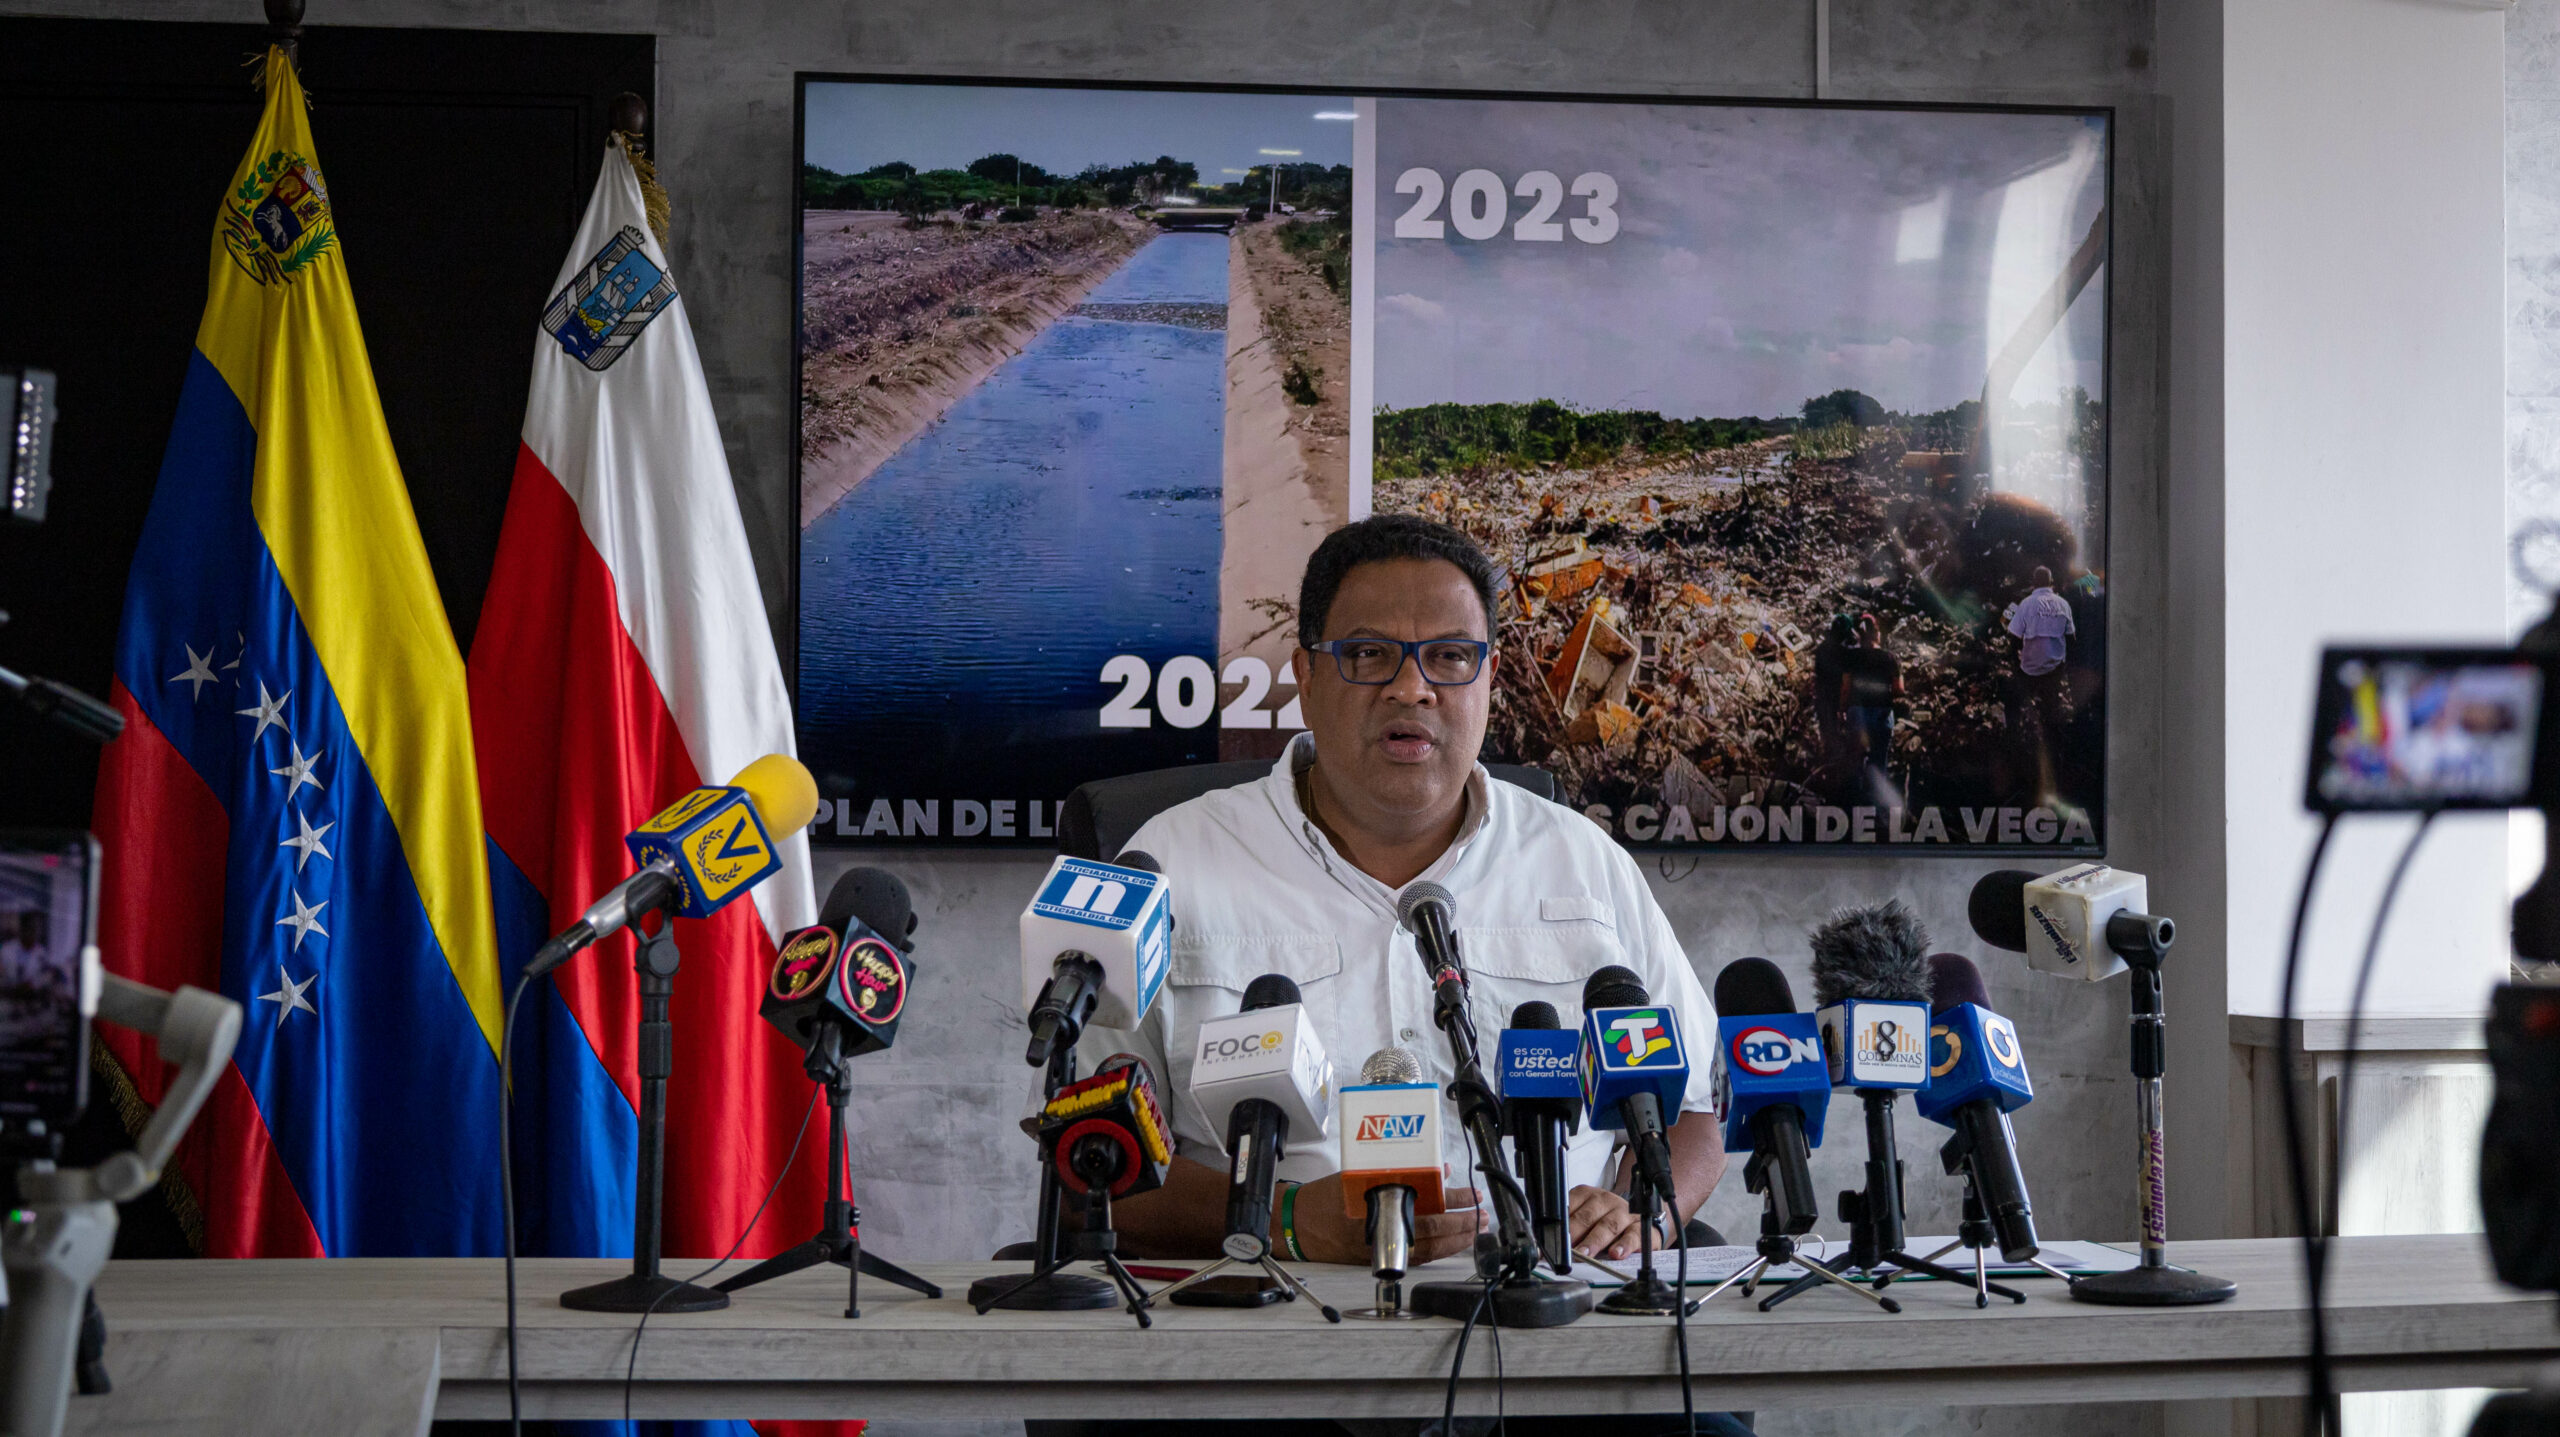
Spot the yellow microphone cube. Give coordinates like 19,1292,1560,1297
627,784,781,919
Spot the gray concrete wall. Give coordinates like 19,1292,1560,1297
6,2,2171,1432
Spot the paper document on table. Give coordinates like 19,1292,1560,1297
1580,1239,2146,1287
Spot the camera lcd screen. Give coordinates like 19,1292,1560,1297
0,832,94,1130
2309,649,2547,812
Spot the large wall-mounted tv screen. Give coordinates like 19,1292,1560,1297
794,78,2111,853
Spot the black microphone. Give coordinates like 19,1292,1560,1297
761,867,920,1069
1397,881,1467,998
1920,953,2039,1262
1500,1001,1580,1271
1219,974,1303,1258
1583,966,1679,1207
1711,957,1823,1236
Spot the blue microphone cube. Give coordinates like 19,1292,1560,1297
1816,999,1933,1090
1578,1004,1689,1130
1497,1029,1583,1101
1916,1003,2034,1123
1713,1012,1830,1150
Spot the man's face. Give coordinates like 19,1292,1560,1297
1290,557,1498,827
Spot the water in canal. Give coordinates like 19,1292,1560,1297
798,231,1229,825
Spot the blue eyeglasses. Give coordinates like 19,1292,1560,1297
1303,638,1491,686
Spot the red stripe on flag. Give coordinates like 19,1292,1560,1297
92,685,324,1257
470,442,822,1258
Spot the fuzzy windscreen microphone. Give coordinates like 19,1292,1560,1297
1808,900,1934,1007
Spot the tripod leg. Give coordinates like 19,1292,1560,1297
712,1239,832,1294
972,1256,1068,1314
1098,1254,1154,1328
1974,1248,1991,1308
1693,1256,1770,1307
1876,1238,1964,1294
1150,1254,1242,1303
2026,1256,2079,1285
1766,1253,1901,1313
855,1249,944,1300
1259,1257,1343,1323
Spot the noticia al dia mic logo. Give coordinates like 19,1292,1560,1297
1607,1010,1673,1065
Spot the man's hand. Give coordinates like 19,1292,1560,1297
1567,1184,1658,1262
1283,1173,1483,1267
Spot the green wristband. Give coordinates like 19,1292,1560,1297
1280,1180,1305,1261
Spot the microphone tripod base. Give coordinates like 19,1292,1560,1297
1409,1276,1594,1328
2069,1262,2237,1307
1344,1276,1424,1321
966,1271,1118,1312
1595,1271,1687,1316
558,1272,730,1315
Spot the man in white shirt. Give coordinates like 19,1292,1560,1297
2005,566,2076,677
1097,514,1726,1269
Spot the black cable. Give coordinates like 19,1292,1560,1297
497,971,535,1437
2277,811,2341,1434
1443,1115,1509,1437
623,1083,820,1425
1675,1222,1695,1437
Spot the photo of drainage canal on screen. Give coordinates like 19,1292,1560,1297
794,80,2110,851
795,80,1355,843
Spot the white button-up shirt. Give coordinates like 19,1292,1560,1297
1085,733,1718,1197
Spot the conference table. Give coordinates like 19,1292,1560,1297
60,1235,2560,1433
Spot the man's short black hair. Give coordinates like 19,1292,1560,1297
1297,514,1499,643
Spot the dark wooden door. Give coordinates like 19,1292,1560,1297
0,18,654,828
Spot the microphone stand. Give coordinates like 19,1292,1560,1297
1695,1173,1899,1314
1593,1165,1689,1316
1764,1089,1975,1309
1405,950,1592,1327
974,1132,1156,1328
1879,1181,2038,1309
562,920,726,1313
2071,921,2237,1305
967,1039,1118,1313
713,1025,941,1316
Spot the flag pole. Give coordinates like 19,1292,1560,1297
263,0,302,70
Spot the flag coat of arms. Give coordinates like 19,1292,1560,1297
469,138,821,1270
91,47,506,1257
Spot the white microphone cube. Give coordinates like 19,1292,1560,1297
1818,999,1933,1089
1189,1002,1335,1150
1338,1080,1447,1217
1019,855,1172,1029
2022,863,2139,982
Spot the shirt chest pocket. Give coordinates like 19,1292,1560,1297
1458,919,1626,1035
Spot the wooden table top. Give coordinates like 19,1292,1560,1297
69,1234,2560,1429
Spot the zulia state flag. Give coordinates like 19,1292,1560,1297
469,128,843,1428
92,46,509,1258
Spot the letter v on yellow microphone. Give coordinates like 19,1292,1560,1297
630,753,819,919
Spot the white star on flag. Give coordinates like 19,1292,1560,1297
257,963,317,1028
169,644,219,700
276,890,328,951
237,682,290,743
269,738,323,798
278,809,333,872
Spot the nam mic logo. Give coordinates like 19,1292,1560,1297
1355,1113,1425,1142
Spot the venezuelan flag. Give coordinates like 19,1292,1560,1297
90,47,504,1257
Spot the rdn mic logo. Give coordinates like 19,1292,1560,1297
1355,1113,1426,1142
1732,1027,1822,1076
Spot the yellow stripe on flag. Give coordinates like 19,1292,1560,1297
195,49,504,1052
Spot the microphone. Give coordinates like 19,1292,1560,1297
1808,901,1934,1269
1578,966,1688,1208
527,753,819,977
1497,1002,1582,1271
1968,867,2233,1307
1189,974,1336,1262
761,866,919,1064
1396,881,1467,997
1038,1052,1173,1201
1020,850,1172,1067
1967,864,2162,983
1710,958,1827,1236
1918,953,2039,1263
1339,1047,1444,1318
